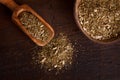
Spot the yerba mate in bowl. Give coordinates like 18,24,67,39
75,0,120,43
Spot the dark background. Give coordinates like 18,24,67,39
0,0,120,80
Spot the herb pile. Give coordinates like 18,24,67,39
32,33,74,72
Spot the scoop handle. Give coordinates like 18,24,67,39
0,0,19,11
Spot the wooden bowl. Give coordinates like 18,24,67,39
74,0,120,44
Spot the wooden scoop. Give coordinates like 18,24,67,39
0,0,54,46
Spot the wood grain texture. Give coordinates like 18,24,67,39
0,0,120,80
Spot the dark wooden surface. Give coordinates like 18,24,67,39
0,0,120,80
